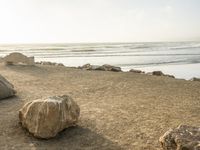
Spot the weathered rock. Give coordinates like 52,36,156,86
55,63,64,66
147,71,175,78
96,64,122,72
159,125,200,150
152,71,164,76
79,64,122,72
19,95,80,139
129,69,144,74
3,52,34,65
36,61,64,67
0,74,16,99
79,64,100,70
190,77,200,82
80,63,92,70
164,74,175,78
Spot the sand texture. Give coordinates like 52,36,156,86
0,64,199,150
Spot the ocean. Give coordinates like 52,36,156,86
0,42,200,79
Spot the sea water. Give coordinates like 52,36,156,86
0,42,200,79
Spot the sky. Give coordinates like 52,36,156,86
0,0,200,43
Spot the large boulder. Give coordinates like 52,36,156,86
159,125,200,150
0,74,16,99
19,95,80,139
3,52,35,65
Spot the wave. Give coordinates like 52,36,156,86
171,44,200,50
117,59,200,67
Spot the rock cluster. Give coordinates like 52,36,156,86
0,74,16,99
147,71,175,78
36,61,64,66
78,64,122,72
159,125,200,150
129,69,145,74
19,95,80,139
190,77,200,82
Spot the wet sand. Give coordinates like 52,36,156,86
0,64,199,150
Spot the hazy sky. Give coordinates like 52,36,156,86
0,0,200,43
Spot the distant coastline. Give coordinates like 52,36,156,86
0,41,200,79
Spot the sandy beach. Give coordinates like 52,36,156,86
0,64,200,150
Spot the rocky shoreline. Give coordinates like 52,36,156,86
1,52,200,81
0,55,199,149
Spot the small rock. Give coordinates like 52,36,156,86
79,63,92,70
152,71,164,76
164,74,175,78
190,77,200,82
129,69,144,74
79,64,121,72
96,64,122,72
19,95,80,139
56,63,64,66
159,125,200,150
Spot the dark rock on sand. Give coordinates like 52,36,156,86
190,77,200,82
129,69,144,74
79,64,122,72
147,71,175,78
96,64,122,72
78,63,101,70
0,74,16,99
159,125,200,150
19,95,80,139
152,71,164,76
164,74,175,78
36,61,64,66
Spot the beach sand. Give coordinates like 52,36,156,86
0,64,199,150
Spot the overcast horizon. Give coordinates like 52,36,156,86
0,0,200,43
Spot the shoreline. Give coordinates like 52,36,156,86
0,63,199,149
34,56,200,80
35,61,200,81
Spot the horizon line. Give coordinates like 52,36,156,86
0,40,199,45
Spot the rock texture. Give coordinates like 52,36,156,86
129,69,144,74
147,71,175,78
152,71,164,76
19,95,80,139
36,61,64,66
2,52,34,65
97,64,122,72
190,77,200,82
78,63,100,70
159,125,200,150
0,74,16,99
79,64,122,72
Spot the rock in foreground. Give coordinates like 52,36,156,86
19,95,80,139
0,74,16,99
159,125,200,150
